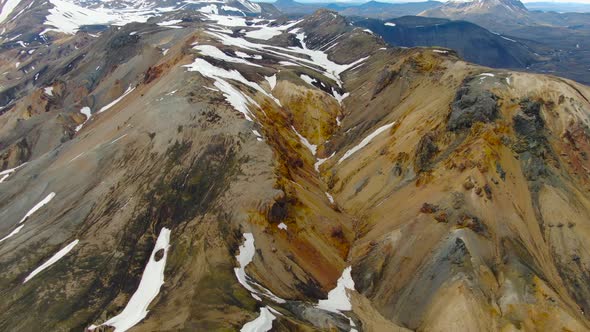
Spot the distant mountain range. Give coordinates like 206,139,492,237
419,0,590,31
271,0,590,84
338,1,443,19
271,0,590,18
419,0,533,28
418,0,590,84
525,2,590,13
273,0,442,17
353,16,538,69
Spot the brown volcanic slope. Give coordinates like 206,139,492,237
1,8,590,332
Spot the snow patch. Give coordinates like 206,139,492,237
235,233,258,296
0,162,26,183
235,0,261,13
235,51,262,59
331,87,349,105
300,74,316,86
292,126,317,155
240,307,276,332
314,152,334,172
244,20,301,41
245,27,282,40
96,228,171,332
252,129,263,141
221,5,244,14
0,191,54,243
197,5,218,14
234,233,286,303
98,86,135,114
0,0,24,23
184,58,280,120
75,106,92,132
265,74,276,90
0,225,24,243
24,239,79,283
194,44,261,67
110,134,128,145
157,19,183,27
19,192,56,224
384,22,396,27
206,30,367,88
338,122,395,164
185,59,258,121
204,13,247,27
291,32,368,87
317,266,355,312
325,192,334,204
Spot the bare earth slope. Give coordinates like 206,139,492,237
0,6,590,332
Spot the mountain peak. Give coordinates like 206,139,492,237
447,0,527,12
420,0,529,23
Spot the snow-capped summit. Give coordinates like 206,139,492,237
420,0,531,29
444,0,527,13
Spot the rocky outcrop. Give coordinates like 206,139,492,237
0,138,30,170
447,79,499,131
414,132,438,172
511,99,555,183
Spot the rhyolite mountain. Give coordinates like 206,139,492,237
1,2,590,332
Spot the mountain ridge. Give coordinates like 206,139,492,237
0,5,590,332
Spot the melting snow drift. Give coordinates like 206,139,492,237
98,86,135,114
95,227,171,332
0,0,24,23
317,266,355,312
234,233,286,303
0,225,24,243
24,239,79,283
75,107,92,132
240,306,277,332
338,122,395,164
0,163,26,183
18,192,56,224
292,127,317,156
